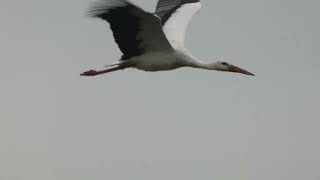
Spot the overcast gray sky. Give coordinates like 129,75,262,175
1,0,320,179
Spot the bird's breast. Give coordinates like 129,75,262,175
132,52,183,71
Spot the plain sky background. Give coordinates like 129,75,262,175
1,0,320,179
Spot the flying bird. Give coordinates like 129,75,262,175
81,0,254,76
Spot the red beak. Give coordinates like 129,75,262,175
229,65,255,76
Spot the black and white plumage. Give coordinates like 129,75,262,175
81,0,254,76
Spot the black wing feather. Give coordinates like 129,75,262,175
89,1,144,60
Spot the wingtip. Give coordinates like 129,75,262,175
87,0,131,17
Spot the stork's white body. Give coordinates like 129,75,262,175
131,49,196,71
132,52,181,71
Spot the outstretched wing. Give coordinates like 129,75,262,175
154,0,201,49
89,0,173,60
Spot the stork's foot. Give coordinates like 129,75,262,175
80,70,99,76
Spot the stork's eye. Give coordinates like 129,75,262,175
221,62,229,66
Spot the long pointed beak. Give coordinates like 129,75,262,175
229,65,255,76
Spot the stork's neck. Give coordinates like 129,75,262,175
187,59,219,70
178,50,219,70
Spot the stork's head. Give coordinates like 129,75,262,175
212,61,255,76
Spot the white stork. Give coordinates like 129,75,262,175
81,0,254,76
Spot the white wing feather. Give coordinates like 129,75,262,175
162,2,202,50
